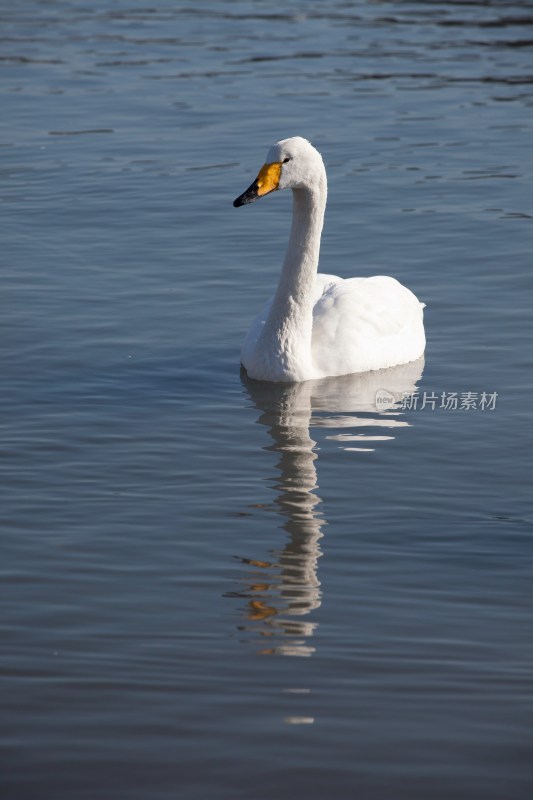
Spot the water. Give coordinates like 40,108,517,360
2,1,532,798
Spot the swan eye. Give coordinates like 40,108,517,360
282,157,291,164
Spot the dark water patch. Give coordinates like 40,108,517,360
0,55,64,64
95,58,176,67
48,129,114,136
186,162,239,172
235,52,327,64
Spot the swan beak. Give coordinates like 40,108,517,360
233,162,282,207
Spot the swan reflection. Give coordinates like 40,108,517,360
230,358,424,657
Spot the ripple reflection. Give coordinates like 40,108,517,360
229,358,424,656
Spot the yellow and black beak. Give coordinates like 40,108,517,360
233,162,282,207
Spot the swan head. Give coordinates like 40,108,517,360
233,136,325,208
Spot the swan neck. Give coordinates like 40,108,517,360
258,174,327,381
282,180,326,296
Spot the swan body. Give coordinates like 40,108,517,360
234,137,425,383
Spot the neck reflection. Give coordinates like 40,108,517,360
232,359,424,657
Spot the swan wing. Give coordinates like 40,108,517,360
311,275,425,375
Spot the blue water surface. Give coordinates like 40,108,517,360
2,2,532,799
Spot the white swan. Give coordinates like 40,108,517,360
234,136,425,383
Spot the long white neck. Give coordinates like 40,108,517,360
260,174,327,380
